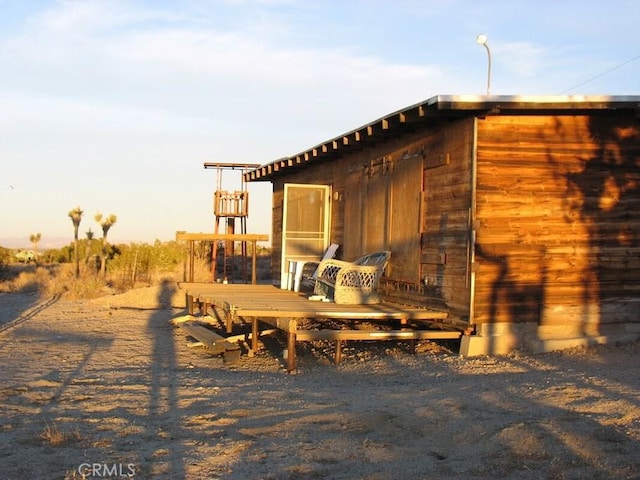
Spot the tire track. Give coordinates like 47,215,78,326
0,294,61,334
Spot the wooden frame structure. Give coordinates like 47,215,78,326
204,162,261,281
180,283,462,372
176,232,268,284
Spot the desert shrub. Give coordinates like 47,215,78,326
0,246,11,265
0,263,106,298
46,264,107,299
107,240,188,289
39,422,82,446
0,265,52,294
0,240,272,298
61,275,107,300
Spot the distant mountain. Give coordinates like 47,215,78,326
0,237,70,249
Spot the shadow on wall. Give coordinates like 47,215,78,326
474,114,640,352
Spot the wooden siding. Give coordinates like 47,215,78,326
419,118,474,318
270,119,474,320
473,114,640,327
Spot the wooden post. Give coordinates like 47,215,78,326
335,340,343,364
287,319,297,373
225,218,235,279
189,240,195,283
225,309,234,334
186,293,194,315
251,316,259,354
251,240,258,285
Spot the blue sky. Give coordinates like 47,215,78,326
1,0,639,248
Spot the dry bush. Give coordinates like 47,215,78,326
189,258,216,283
43,264,107,300
39,422,82,446
0,248,274,299
0,265,54,294
0,263,107,299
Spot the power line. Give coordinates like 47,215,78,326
557,54,640,94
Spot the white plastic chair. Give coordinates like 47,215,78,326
288,244,339,292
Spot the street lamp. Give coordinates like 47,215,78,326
476,34,492,95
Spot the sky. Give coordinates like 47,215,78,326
1,0,639,248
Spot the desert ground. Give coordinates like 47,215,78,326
0,283,639,479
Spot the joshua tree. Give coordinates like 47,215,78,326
68,207,83,278
94,212,117,276
29,233,41,257
85,228,96,270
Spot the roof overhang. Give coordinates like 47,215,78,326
245,94,640,182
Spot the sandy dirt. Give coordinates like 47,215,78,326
0,284,639,480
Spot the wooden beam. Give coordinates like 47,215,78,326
179,322,240,354
295,329,461,341
203,162,261,170
176,232,269,242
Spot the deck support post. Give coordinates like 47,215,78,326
287,319,297,373
186,293,194,315
225,309,234,334
335,340,343,364
251,316,259,354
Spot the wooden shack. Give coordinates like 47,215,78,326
245,95,640,355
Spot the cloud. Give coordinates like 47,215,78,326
0,0,447,140
495,41,550,78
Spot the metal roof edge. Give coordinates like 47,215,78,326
431,94,640,109
246,94,640,182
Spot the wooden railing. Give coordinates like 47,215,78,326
176,232,269,284
214,191,248,217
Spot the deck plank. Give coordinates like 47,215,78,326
182,283,449,320
178,283,460,372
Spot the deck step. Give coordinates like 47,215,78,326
179,322,240,361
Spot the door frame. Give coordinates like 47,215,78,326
280,183,332,287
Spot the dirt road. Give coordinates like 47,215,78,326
0,287,638,479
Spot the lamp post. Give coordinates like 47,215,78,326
476,34,492,95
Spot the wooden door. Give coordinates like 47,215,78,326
389,155,422,281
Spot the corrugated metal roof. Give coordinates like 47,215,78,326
245,94,640,182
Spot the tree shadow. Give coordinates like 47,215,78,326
475,114,640,350
562,116,640,334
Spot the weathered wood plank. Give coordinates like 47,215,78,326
179,322,240,354
182,284,449,321
295,329,461,341
176,232,269,242
473,114,640,327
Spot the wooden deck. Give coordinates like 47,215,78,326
179,283,462,372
